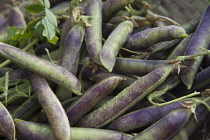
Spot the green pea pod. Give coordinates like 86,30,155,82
14,119,132,140
0,102,15,140
102,0,135,22
124,25,188,50
181,4,210,89
66,76,124,126
100,20,133,72
31,74,71,140
0,42,82,95
85,0,103,65
131,108,192,140
76,64,173,128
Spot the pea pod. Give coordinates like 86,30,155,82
181,4,210,89
66,76,124,126
31,74,71,140
14,119,132,140
108,100,186,132
124,25,188,50
85,0,103,65
10,6,26,27
0,42,82,95
102,0,135,22
0,102,15,140
131,108,192,140
56,23,84,101
100,20,133,72
76,64,173,128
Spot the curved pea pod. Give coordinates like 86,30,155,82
170,103,209,140
102,0,135,22
31,74,71,140
131,108,192,140
0,42,82,95
112,57,169,76
108,100,186,132
100,20,133,72
76,64,173,128
10,6,26,27
0,102,15,140
66,76,124,126
181,4,210,89
14,119,55,140
85,0,103,65
56,24,84,101
15,119,132,140
124,25,188,50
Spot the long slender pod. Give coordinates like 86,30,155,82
170,103,209,140
124,25,188,50
113,57,169,76
76,64,173,128
14,119,132,140
30,74,71,140
100,20,133,72
181,4,210,89
102,0,135,22
66,76,124,126
85,0,103,65
0,42,82,95
108,100,186,132
56,24,84,101
131,108,192,140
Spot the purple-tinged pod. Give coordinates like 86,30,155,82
85,0,103,65
15,119,132,140
90,72,136,92
66,76,125,126
76,64,173,128
170,103,209,140
112,57,169,76
56,24,84,101
124,25,188,51
131,108,192,140
0,17,10,35
50,1,69,15
31,74,71,140
10,6,26,27
0,102,15,140
167,33,193,60
100,20,133,72
0,42,82,95
181,4,210,89
102,0,135,22
15,119,55,140
108,100,186,132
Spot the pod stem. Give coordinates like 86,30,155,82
0,38,39,68
148,91,200,107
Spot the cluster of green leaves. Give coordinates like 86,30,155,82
5,0,59,45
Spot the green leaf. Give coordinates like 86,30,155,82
42,17,55,40
44,8,57,26
48,35,58,44
70,0,82,7
43,0,50,8
24,3,44,13
34,21,45,40
26,17,43,30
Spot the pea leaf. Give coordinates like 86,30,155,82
24,3,44,13
42,17,55,40
43,0,50,8
34,21,45,40
48,35,58,44
26,17,42,30
44,8,57,26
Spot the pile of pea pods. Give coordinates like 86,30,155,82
0,0,210,140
